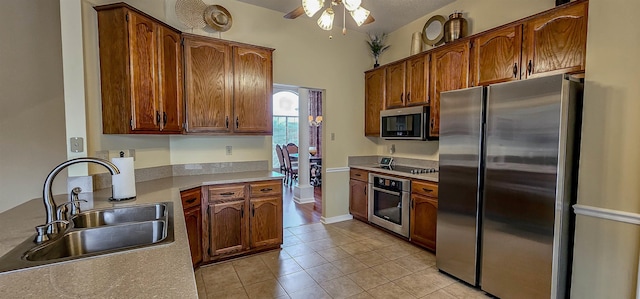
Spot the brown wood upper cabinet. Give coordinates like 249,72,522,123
523,1,588,78
183,34,274,135
471,25,523,86
364,67,385,136
429,41,470,138
385,54,429,109
96,4,183,134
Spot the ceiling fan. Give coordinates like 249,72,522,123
284,0,375,34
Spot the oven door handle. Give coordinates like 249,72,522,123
372,187,402,196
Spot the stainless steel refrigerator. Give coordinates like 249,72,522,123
437,74,583,299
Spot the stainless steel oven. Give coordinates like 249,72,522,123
368,173,410,238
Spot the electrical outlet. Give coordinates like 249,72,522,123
331,133,335,141
226,146,232,155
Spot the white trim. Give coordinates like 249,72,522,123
293,196,315,204
573,204,640,226
321,214,354,224
325,167,350,173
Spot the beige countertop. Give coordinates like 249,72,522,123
349,164,439,183
0,170,284,298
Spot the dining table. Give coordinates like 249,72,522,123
289,153,322,165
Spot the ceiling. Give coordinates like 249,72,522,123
234,0,456,35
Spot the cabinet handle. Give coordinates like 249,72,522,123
220,192,234,196
156,111,161,125
163,112,167,126
241,205,244,218
225,116,229,128
430,118,435,130
412,199,415,209
252,204,255,217
513,63,518,78
260,188,273,192
236,117,239,129
400,93,404,103
407,92,411,102
185,198,197,204
527,60,532,75
355,173,361,177
364,186,367,194
422,188,433,193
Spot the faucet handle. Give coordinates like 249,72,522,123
34,220,70,243
57,200,88,220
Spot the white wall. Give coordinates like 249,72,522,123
0,0,68,213
571,0,640,297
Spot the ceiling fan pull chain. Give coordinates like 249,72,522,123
342,5,346,35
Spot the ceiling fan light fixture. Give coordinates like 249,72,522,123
350,6,369,26
317,7,334,30
343,0,361,11
302,0,324,17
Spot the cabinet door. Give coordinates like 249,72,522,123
249,197,282,248
523,1,587,78
430,41,470,138
127,11,159,132
157,26,183,133
385,61,406,109
410,194,438,251
208,200,247,256
183,37,232,133
364,68,385,136
406,54,429,106
233,46,273,134
349,179,368,222
472,25,523,86
184,206,202,266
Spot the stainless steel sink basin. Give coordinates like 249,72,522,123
0,202,174,273
71,203,167,228
24,220,167,261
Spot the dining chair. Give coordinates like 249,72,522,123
282,146,298,186
275,144,286,175
286,143,298,154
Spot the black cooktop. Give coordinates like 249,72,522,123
377,165,438,174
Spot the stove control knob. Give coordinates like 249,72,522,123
391,181,396,187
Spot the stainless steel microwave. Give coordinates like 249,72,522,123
380,106,429,140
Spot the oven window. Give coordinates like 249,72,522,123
373,191,402,225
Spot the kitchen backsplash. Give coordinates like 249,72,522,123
93,161,269,190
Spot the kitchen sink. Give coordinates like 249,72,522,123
0,202,174,273
24,220,168,261
71,203,167,228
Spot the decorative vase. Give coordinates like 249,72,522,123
374,55,380,68
443,11,468,43
410,32,422,55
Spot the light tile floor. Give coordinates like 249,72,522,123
195,220,491,298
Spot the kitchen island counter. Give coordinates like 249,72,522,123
0,171,284,298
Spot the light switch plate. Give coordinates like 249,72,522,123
70,137,84,153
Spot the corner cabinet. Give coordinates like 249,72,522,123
430,41,470,138
181,187,203,267
204,180,282,263
96,3,183,134
410,180,439,251
364,68,385,136
349,168,369,222
183,34,274,135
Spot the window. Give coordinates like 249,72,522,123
272,91,299,169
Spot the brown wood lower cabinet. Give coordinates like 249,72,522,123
204,180,283,263
349,168,369,222
410,180,439,251
181,188,202,267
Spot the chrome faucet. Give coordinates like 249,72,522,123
42,157,120,234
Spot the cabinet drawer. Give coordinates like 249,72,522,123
180,188,202,210
209,185,245,202
250,181,282,198
412,180,438,198
350,168,369,182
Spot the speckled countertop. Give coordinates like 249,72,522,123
349,164,439,182
0,171,284,298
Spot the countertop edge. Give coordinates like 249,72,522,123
349,164,439,183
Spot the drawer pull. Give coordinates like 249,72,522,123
185,198,197,204
260,188,273,192
422,188,433,193
355,173,361,176
220,192,235,196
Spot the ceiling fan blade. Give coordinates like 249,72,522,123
362,14,375,25
284,6,305,19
